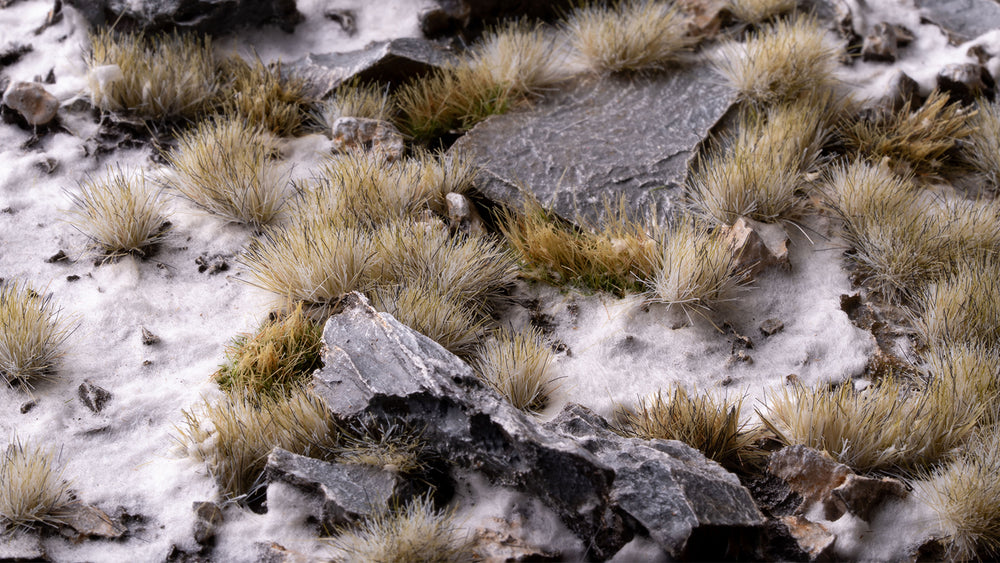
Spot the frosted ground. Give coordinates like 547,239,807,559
0,0,997,560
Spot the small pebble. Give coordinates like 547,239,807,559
2,81,59,126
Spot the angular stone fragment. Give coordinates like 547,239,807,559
880,70,920,113
64,0,302,34
288,38,455,99
780,515,835,560
78,380,112,413
2,81,58,126
862,22,899,63
60,503,127,539
141,326,160,346
937,62,996,105
724,217,790,276
192,501,223,545
265,448,411,529
830,473,908,522
331,117,404,162
312,293,764,559
445,192,486,236
451,72,736,226
760,318,785,337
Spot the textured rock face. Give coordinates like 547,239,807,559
288,38,455,98
331,117,405,162
312,293,764,559
915,0,1000,41
450,71,736,226
65,0,302,34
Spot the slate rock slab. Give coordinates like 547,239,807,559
65,0,302,34
915,0,1000,42
288,38,456,99
312,292,764,559
450,70,736,226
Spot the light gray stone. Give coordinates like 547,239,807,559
916,0,1000,42
449,71,736,226
331,117,404,162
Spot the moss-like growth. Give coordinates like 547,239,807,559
214,303,324,401
0,281,72,390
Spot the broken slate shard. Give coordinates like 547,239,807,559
450,69,736,226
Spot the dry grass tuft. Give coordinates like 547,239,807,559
918,427,1000,561
473,327,557,413
396,21,567,140
214,303,324,401
616,386,764,472
332,416,427,474
0,281,72,390
966,97,1000,190
713,15,839,105
328,495,474,563
916,255,1000,347
239,219,379,319
369,283,487,358
411,150,479,214
564,0,696,74
177,389,337,498
0,437,72,533
760,378,980,473
217,56,311,137
499,197,659,295
725,0,796,24
320,79,393,126
86,30,218,120
66,166,169,259
165,115,291,229
925,343,1000,424
647,219,747,313
840,90,975,177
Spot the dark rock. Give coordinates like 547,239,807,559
745,473,801,518
0,42,32,68
830,473,908,523
312,293,764,559
254,542,312,563
450,72,736,226
265,448,417,529
64,0,302,34
77,380,112,413
192,501,223,546
19,399,37,414
323,8,355,35
769,445,850,520
287,38,456,99
723,217,790,276
760,318,785,337
66,274,80,282
140,326,160,346
195,254,229,275
915,0,1000,42
880,70,921,113
34,156,58,174
892,24,915,47
420,0,577,40
331,117,404,162
862,22,898,63
937,62,996,105
757,519,811,562
0,530,45,560
46,249,68,263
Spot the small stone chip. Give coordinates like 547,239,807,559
78,380,112,413
760,318,785,337
19,399,37,414
141,327,160,346
46,249,68,263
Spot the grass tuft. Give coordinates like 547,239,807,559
0,281,71,390
66,166,168,259
178,389,337,498
916,255,1000,348
616,386,764,472
725,0,796,24
86,30,218,120
332,416,427,474
713,15,839,105
328,495,474,563
217,56,311,137
472,326,557,413
165,115,291,229
564,0,696,74
0,438,72,533
213,303,324,401
760,377,980,473
369,283,487,358
646,219,747,313
319,79,393,126
966,97,1000,190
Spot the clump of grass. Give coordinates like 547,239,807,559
564,0,696,74
319,79,392,126
177,389,337,498
397,21,567,140
499,197,658,295
239,219,378,319
725,0,796,24
0,437,72,533
933,198,1000,257
374,221,517,308
86,30,218,120
916,256,1000,347
411,150,478,215
217,56,311,137
760,377,980,473
840,90,975,177
165,115,291,229
0,281,72,390
966,97,1000,190
66,166,169,260
472,327,557,413
925,343,1000,424
918,427,1000,561
369,283,487,358
616,386,764,472
646,219,747,313
213,303,324,401
714,15,839,105
688,97,830,225
327,495,474,563
332,416,427,474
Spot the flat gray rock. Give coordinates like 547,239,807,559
916,0,1000,42
450,69,736,225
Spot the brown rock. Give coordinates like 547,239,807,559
768,445,851,520
725,217,790,276
780,515,836,560
2,81,59,126
937,62,996,105
192,501,224,545
760,318,784,337
331,117,404,162
862,22,899,63
60,503,126,539
831,473,908,522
